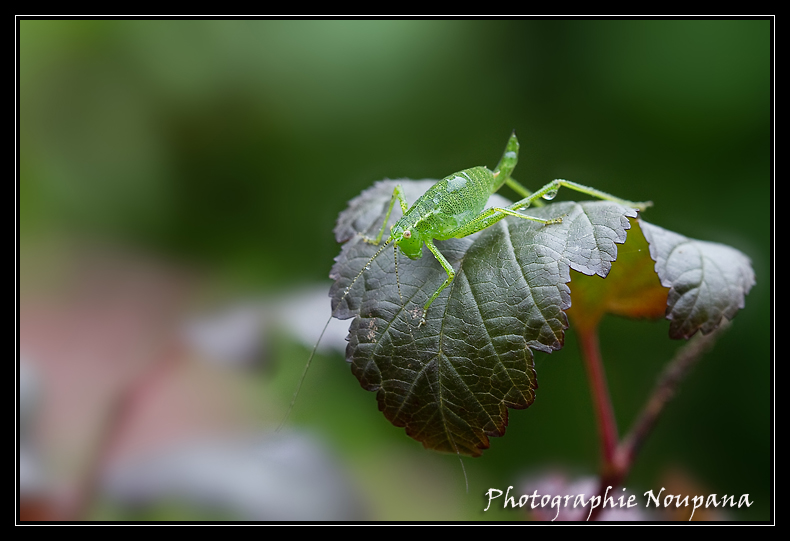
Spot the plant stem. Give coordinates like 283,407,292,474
579,320,731,521
617,321,730,476
576,322,619,473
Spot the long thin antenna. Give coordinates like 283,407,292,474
455,445,469,494
277,237,393,432
276,313,333,432
394,242,403,306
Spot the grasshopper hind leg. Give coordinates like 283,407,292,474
511,179,652,212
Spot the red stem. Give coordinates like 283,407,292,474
576,323,619,470
575,320,730,521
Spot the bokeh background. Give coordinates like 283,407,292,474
19,19,771,521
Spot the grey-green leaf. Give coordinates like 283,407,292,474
639,219,755,339
329,180,637,456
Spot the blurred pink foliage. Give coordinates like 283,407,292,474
19,247,285,519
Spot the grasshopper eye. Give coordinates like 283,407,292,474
403,230,412,239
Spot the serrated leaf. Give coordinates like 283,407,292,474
639,219,755,339
329,180,637,456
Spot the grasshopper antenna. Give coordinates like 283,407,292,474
454,440,469,494
277,236,394,432
276,312,333,432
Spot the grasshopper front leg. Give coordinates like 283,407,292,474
361,184,410,245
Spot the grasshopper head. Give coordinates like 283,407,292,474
391,222,423,260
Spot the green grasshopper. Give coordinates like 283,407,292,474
279,131,650,428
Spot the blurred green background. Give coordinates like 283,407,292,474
19,19,771,521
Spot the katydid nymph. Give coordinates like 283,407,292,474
278,131,651,429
